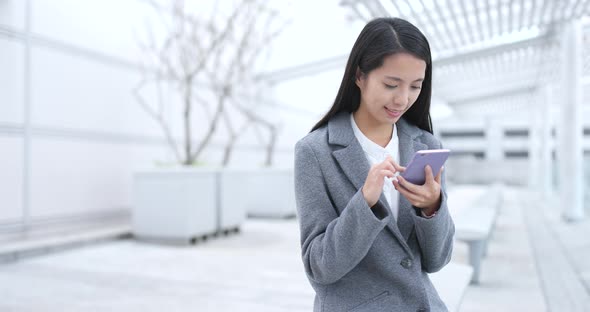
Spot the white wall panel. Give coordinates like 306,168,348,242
276,110,318,149
273,69,343,116
31,0,155,62
0,38,25,124
30,45,172,138
263,0,362,72
269,149,295,169
0,0,25,30
270,68,344,151
30,137,171,219
0,137,24,222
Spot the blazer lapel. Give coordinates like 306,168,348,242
328,113,415,255
389,119,429,245
333,145,399,245
329,114,392,212
329,114,370,192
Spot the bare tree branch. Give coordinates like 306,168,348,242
133,77,182,163
136,0,286,166
227,97,278,167
212,2,285,166
189,87,229,163
185,0,250,78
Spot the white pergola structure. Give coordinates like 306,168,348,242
340,0,590,221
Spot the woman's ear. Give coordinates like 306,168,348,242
355,67,365,88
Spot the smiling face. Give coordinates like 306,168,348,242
355,52,427,128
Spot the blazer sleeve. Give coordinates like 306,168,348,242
411,140,455,273
294,139,391,285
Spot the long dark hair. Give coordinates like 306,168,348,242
311,17,433,134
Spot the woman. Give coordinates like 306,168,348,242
294,17,454,312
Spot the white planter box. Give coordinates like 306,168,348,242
218,170,247,230
132,168,218,244
222,168,296,218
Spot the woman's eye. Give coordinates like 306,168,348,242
411,86,422,90
384,84,397,89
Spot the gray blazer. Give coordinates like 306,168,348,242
294,113,454,312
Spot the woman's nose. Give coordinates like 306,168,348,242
392,88,409,107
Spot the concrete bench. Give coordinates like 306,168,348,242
430,262,474,312
447,183,502,284
0,222,130,263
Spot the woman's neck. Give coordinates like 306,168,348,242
352,111,393,148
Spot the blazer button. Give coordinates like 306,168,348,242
400,258,413,269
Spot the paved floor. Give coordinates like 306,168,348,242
0,220,313,312
0,187,589,311
458,188,546,311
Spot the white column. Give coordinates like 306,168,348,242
558,21,585,221
484,117,503,184
540,86,555,200
22,0,32,230
529,101,542,189
485,118,503,162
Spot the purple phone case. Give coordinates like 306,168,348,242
401,150,450,185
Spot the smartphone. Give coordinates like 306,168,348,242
400,149,450,185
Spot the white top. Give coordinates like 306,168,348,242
350,114,400,220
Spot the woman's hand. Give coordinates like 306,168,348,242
362,155,405,207
393,165,443,216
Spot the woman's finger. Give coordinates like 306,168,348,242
396,175,421,193
393,180,424,205
424,165,434,182
393,162,406,173
379,169,397,179
434,166,444,184
384,156,405,173
381,157,400,173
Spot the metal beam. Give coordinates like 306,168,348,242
509,0,515,33
360,0,381,17
446,0,468,46
550,0,565,24
367,0,388,17
258,40,548,85
497,0,504,35
398,1,429,39
528,0,538,28
472,1,486,42
431,0,460,52
580,0,590,16
518,0,526,30
400,0,449,51
23,0,32,232
446,84,537,106
486,0,496,39
435,32,552,66
458,0,477,43
539,0,551,26
417,0,452,52
255,55,347,84
350,3,370,22
569,0,585,20
257,35,550,85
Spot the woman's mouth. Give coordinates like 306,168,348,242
385,107,402,118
